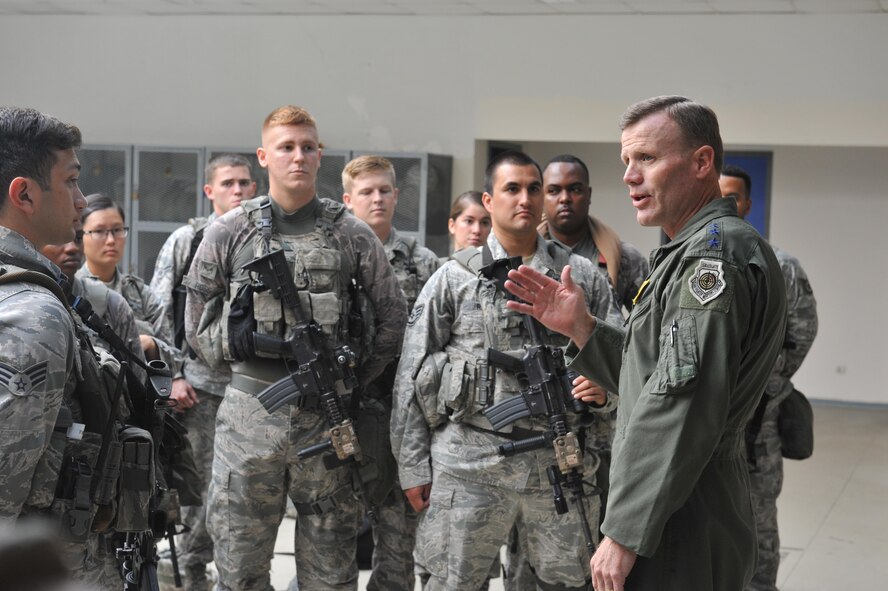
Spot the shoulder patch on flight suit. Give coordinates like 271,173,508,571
681,258,734,312
0,360,48,396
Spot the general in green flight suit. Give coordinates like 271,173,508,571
504,96,787,591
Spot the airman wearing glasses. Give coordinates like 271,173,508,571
76,193,175,363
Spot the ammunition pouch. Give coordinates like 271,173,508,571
115,426,155,533
53,432,102,541
413,351,449,429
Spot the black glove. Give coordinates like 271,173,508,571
228,283,256,362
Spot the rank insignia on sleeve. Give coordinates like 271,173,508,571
407,304,424,327
688,259,726,305
0,360,48,397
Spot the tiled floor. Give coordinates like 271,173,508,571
257,403,888,590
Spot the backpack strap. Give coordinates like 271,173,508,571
0,267,69,307
183,217,210,280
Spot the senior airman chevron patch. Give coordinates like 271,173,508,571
0,360,48,397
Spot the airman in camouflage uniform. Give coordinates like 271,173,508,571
150,154,256,589
0,107,96,577
391,151,621,591
76,193,177,369
184,106,406,591
720,166,819,591
342,155,440,590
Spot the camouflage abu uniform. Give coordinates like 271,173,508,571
184,195,406,591
391,233,622,590
0,227,77,523
746,246,817,591
71,275,145,370
366,227,440,591
150,214,228,586
76,266,178,381
0,228,121,590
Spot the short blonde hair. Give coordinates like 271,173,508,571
342,155,396,193
262,105,317,132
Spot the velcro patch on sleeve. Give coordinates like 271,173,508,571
680,258,734,312
198,260,218,280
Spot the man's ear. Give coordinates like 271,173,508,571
256,146,267,168
342,192,354,210
692,145,716,179
482,191,494,213
7,177,36,213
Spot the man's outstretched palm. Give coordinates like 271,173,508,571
505,265,595,346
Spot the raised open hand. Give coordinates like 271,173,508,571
505,264,596,346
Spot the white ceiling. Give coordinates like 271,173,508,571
1,0,886,16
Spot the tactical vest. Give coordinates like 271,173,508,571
444,244,574,432
223,196,358,362
0,266,126,540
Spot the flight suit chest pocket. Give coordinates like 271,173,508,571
652,316,698,395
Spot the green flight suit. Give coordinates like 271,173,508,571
569,198,787,590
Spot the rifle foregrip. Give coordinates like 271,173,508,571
499,433,552,457
298,439,333,460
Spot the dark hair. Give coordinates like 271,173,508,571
484,150,541,194
205,153,253,185
545,154,590,185
721,164,752,199
0,106,81,210
449,190,484,221
620,95,724,174
82,193,126,225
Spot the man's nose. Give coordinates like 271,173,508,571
623,163,641,185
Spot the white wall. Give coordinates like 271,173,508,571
1,13,886,403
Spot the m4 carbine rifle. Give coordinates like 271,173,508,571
72,296,186,591
480,255,597,556
243,248,377,524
